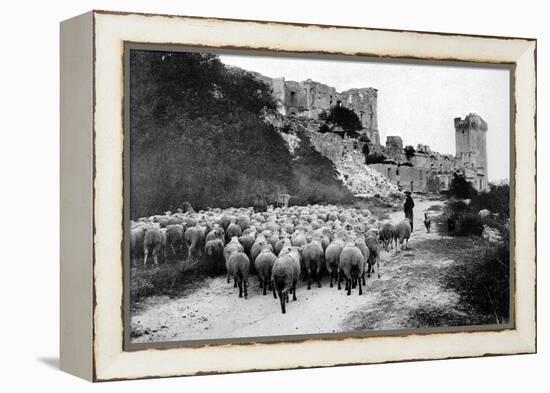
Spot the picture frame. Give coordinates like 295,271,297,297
60,10,536,382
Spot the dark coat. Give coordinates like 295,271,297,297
404,196,415,213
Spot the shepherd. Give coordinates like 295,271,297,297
404,191,415,231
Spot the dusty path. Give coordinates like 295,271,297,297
131,198,461,343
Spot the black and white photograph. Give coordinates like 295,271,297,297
127,46,512,345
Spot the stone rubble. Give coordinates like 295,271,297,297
279,132,300,154
306,129,400,197
269,113,400,198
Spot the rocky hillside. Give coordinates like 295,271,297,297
269,113,399,198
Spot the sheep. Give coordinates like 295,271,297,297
157,216,170,228
238,234,256,259
271,251,301,314
225,222,242,243
267,233,280,252
204,238,225,274
265,222,280,233
143,227,162,266
379,222,396,251
159,228,167,260
291,231,307,248
224,237,244,285
281,222,295,234
424,213,432,233
185,225,206,259
278,245,302,269
254,248,277,295
354,235,371,284
365,233,381,279
130,226,147,266
325,238,345,288
182,217,198,228
167,216,184,226
395,219,412,251
165,224,185,259
220,215,233,231
236,215,251,232
228,251,250,299
319,232,331,251
250,236,271,265
274,237,291,256
302,238,325,289
338,242,365,296
205,226,225,244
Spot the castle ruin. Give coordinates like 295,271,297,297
368,113,489,193
255,74,380,145
254,71,489,194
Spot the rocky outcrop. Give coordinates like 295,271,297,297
307,131,400,197
268,113,400,198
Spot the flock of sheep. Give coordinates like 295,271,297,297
130,203,413,314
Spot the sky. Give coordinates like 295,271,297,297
219,53,510,183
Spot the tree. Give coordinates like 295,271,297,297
319,105,362,135
448,173,478,199
364,152,387,165
404,145,415,160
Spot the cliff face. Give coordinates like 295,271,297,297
267,113,400,198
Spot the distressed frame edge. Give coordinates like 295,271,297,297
90,11,537,381
91,8,538,42
59,11,95,381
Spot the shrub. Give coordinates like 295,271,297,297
318,105,362,133
365,152,387,165
130,261,202,303
455,213,484,236
449,200,470,214
443,238,510,324
448,173,478,199
474,183,510,218
404,145,415,160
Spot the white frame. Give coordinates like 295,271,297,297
60,10,536,381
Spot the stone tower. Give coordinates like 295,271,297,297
338,88,379,145
454,113,489,192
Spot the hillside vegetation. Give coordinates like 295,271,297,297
130,50,352,218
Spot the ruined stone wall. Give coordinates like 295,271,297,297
370,140,459,193
254,71,379,141
338,88,378,131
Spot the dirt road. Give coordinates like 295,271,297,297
131,197,462,343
